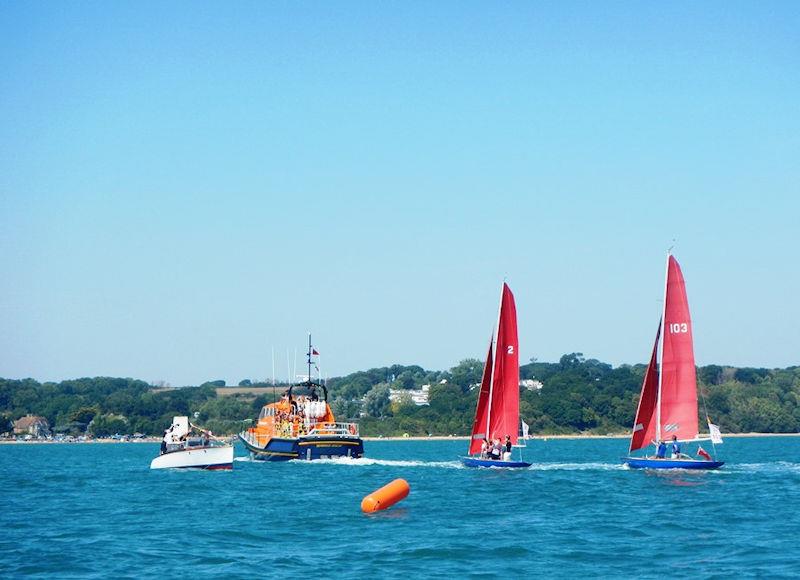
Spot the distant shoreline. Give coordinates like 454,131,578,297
0,438,163,445
2,432,798,445
364,432,800,441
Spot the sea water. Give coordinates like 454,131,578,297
1,437,799,578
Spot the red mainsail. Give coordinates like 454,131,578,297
658,255,699,441
629,321,661,452
468,339,494,454
489,283,520,444
468,283,520,453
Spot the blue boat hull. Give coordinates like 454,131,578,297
240,434,364,461
624,457,724,470
461,456,532,469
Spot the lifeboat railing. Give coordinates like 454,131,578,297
239,430,269,448
240,422,359,447
306,422,360,437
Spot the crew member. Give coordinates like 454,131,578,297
503,435,513,461
489,438,502,460
670,435,681,459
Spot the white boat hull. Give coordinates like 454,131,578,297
150,445,234,470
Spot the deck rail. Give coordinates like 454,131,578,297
307,422,360,437
240,421,359,448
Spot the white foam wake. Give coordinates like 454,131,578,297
528,462,626,471
236,455,628,471
294,457,464,469
727,462,800,473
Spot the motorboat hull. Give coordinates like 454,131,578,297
239,434,364,461
150,445,234,470
623,457,724,470
461,456,532,469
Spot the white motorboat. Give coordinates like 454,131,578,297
150,416,234,470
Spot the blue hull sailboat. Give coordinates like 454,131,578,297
623,254,724,471
461,283,531,469
625,457,724,470
462,457,532,469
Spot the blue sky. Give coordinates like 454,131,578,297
2,2,798,386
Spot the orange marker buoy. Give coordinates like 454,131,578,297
361,478,410,513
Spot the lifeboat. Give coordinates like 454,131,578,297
239,338,364,461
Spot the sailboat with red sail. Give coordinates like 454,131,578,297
624,253,724,470
462,283,531,468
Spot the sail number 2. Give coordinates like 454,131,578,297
669,323,688,334
507,346,514,354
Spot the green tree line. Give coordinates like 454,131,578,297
2,357,799,437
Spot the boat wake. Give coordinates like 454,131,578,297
292,458,628,471
528,462,626,471
294,457,465,469
726,462,800,474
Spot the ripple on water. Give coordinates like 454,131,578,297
2,438,800,577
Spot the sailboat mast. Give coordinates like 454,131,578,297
485,283,504,441
655,251,670,444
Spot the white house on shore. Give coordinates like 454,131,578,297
470,379,544,391
389,384,430,406
520,379,544,391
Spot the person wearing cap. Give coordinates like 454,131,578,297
160,425,174,454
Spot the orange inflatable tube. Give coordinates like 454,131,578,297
361,479,410,513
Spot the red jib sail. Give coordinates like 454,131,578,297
468,283,520,454
629,321,661,452
658,255,699,441
468,339,494,454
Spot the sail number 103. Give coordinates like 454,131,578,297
669,323,689,334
